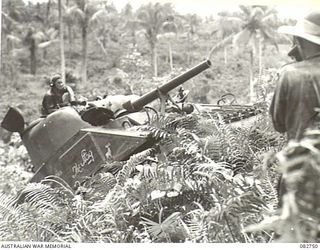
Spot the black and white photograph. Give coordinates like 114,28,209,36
0,0,320,246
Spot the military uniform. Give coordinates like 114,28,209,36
270,55,320,141
42,85,75,116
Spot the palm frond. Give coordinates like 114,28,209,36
70,7,86,22
232,29,251,49
38,39,59,49
141,211,182,241
6,34,21,45
32,31,46,42
89,8,108,25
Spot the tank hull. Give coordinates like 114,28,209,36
30,127,153,188
21,107,91,170
12,106,153,188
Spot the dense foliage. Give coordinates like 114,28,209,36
2,101,320,242
1,0,318,244
1,0,292,122
0,101,284,242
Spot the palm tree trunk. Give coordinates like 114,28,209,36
258,38,263,77
169,42,173,72
46,0,52,26
249,49,254,103
30,40,37,75
66,0,72,61
132,30,136,47
68,25,72,60
150,42,158,77
224,46,228,64
153,47,158,77
81,26,88,85
187,33,191,66
58,0,66,84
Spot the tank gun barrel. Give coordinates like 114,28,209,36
122,59,211,112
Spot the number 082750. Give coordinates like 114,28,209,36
300,244,319,248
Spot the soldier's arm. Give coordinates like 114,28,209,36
66,86,76,102
61,86,76,106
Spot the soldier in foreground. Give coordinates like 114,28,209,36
270,11,320,141
270,11,320,201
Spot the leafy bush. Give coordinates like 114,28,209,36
0,134,33,196
244,130,320,242
0,102,287,242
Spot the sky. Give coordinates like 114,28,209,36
21,0,319,19
111,0,316,19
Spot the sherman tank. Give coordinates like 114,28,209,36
1,59,265,191
1,60,213,189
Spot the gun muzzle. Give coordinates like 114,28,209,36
123,59,211,112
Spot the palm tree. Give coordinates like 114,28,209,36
1,1,26,80
69,0,91,85
181,14,201,65
38,27,59,60
214,11,242,64
23,0,59,60
2,0,58,76
63,0,88,59
63,3,76,58
121,3,139,47
158,15,179,72
23,23,58,75
90,3,119,58
23,26,45,75
232,5,279,102
1,12,20,52
136,3,174,77
1,0,25,56
67,0,108,85
2,0,25,23
16,0,60,75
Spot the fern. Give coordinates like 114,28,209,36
254,153,279,211
116,148,154,186
181,203,208,242
0,78,286,242
138,125,171,140
0,192,18,220
0,192,43,241
22,183,63,211
244,133,320,242
82,172,117,202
